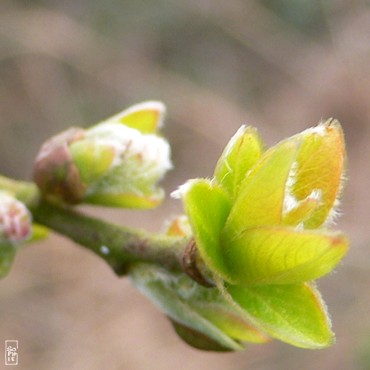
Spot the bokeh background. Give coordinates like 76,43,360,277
1,1,370,369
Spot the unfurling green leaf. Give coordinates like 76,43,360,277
99,101,165,134
222,226,348,285
177,179,232,282
224,140,298,233
214,126,263,198
291,119,345,228
175,120,348,350
225,282,334,349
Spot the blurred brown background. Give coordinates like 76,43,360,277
0,1,369,369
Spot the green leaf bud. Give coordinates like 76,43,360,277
33,102,172,208
225,282,334,349
174,121,348,349
82,120,172,208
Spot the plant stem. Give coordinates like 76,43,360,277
31,199,190,275
0,175,191,276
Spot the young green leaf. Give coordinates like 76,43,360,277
292,120,345,228
99,101,165,134
214,126,263,198
222,226,348,285
224,140,298,234
226,282,334,349
180,179,233,281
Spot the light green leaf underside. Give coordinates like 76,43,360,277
222,226,348,285
182,179,233,281
129,263,245,351
226,282,334,349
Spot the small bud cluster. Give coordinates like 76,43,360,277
33,101,172,208
0,191,32,243
170,119,348,349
